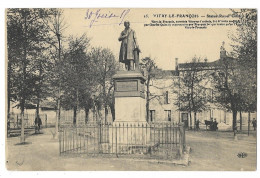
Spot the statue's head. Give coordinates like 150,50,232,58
124,21,130,28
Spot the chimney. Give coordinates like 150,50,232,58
175,58,179,71
220,41,227,59
192,56,197,63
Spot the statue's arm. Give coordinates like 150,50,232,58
118,32,127,41
133,31,141,52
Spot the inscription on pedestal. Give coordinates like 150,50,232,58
116,81,138,92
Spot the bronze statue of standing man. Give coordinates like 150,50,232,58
118,21,141,71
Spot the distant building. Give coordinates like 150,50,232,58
148,69,179,123
148,44,256,129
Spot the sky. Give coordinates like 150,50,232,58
62,8,240,70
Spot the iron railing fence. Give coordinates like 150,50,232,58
59,122,186,160
7,113,48,137
7,113,48,129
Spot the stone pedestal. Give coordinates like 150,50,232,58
113,70,146,122
103,70,150,153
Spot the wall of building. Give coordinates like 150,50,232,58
149,77,180,123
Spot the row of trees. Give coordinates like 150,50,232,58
59,35,117,125
173,9,257,131
7,9,118,140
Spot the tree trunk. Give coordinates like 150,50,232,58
248,112,251,136
85,107,89,124
36,61,42,123
232,109,237,131
146,101,149,122
7,56,13,116
224,110,226,123
55,85,61,137
93,104,100,122
36,97,40,131
188,93,192,129
55,31,62,138
20,70,26,143
73,106,77,125
20,11,27,143
92,108,95,122
7,93,10,115
104,106,108,123
7,64,11,115
109,103,115,122
36,99,40,117
178,75,181,123
190,71,195,130
189,111,192,130
20,101,25,143
194,112,197,130
240,110,242,131
146,76,150,122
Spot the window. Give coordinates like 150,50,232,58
206,89,214,102
165,110,171,121
164,91,170,104
149,110,155,122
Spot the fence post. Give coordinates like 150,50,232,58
179,127,183,157
99,122,102,153
178,123,184,157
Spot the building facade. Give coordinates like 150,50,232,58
148,46,256,130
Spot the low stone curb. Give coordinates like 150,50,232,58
106,145,191,166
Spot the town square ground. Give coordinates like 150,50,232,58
6,128,256,171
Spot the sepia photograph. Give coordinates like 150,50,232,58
3,6,257,172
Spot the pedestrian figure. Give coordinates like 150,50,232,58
195,120,200,131
35,116,42,133
252,118,257,131
214,118,218,131
211,118,218,131
209,118,214,130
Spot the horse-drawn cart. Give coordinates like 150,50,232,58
204,120,218,131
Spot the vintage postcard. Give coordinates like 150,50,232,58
5,8,257,171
